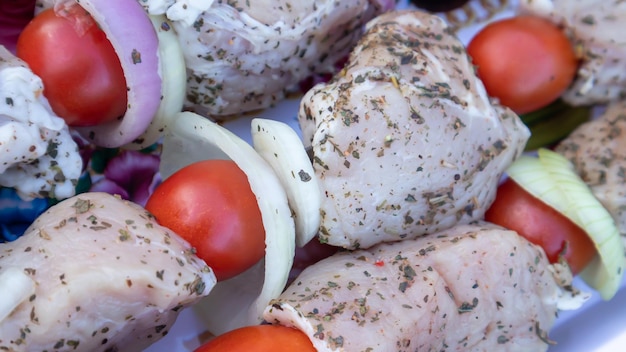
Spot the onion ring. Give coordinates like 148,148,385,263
124,14,186,150
71,0,162,148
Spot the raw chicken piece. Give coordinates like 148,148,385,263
518,0,626,106
555,101,626,246
0,45,82,200
264,222,577,352
0,192,216,352
140,0,395,117
299,10,529,249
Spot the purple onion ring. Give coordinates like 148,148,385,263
74,0,162,148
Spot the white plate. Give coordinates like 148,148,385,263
148,1,626,350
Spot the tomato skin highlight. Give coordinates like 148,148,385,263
467,15,578,115
194,325,316,352
145,160,265,281
16,6,127,126
485,178,596,274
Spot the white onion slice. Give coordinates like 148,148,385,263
506,148,625,300
160,111,295,335
124,14,186,150
73,0,162,148
251,118,321,247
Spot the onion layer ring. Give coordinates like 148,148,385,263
73,0,162,148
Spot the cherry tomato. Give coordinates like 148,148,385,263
145,160,265,281
467,15,578,115
485,178,596,274
195,325,316,352
16,6,127,126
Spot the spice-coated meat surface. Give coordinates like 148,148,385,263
556,101,626,246
519,0,626,106
0,192,215,352
264,222,571,352
141,0,395,117
299,10,530,249
0,46,82,200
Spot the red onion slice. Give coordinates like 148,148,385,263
73,0,162,148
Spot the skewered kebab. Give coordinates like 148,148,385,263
1,1,620,350
220,9,622,350
518,0,626,106
35,0,395,119
0,0,396,199
0,192,215,351
298,9,529,250
264,222,583,352
144,0,395,118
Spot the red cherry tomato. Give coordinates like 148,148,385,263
16,6,127,126
467,15,579,115
485,178,596,274
145,160,265,281
195,325,316,352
